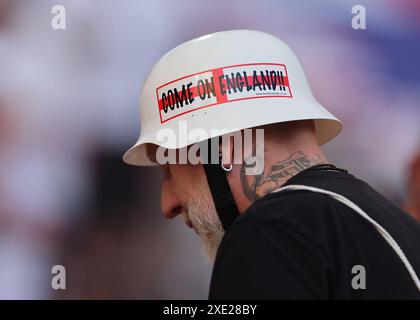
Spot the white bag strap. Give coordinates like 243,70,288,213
272,184,420,292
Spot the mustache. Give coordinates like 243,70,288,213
181,211,194,229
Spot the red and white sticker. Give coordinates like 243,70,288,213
156,63,292,123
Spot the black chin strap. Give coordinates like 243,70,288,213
202,139,240,230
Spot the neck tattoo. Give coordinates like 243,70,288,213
240,151,326,202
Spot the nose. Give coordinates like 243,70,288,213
161,180,183,219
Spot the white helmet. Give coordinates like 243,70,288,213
123,29,342,166
123,30,343,230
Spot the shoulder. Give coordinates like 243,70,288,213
210,190,334,299
231,190,345,235
217,189,352,260
248,189,341,218
219,190,340,254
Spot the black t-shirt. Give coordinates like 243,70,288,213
209,166,420,299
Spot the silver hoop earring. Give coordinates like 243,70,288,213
219,152,232,172
221,163,233,172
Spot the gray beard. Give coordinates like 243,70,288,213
184,193,225,264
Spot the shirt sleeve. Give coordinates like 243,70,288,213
209,213,331,299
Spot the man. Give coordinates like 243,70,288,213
123,30,420,299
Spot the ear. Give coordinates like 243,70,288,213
219,134,236,166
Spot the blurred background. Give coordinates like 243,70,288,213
0,0,419,299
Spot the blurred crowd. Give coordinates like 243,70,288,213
0,0,419,299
